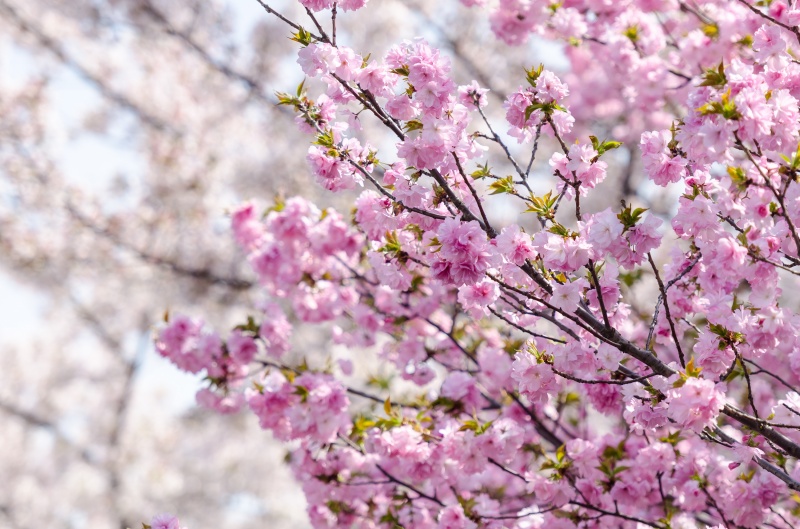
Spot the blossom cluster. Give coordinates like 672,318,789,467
150,0,800,528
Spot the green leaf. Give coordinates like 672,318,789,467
617,203,649,231
590,136,623,157
738,468,756,483
619,269,643,288
708,323,745,345
525,101,566,120
659,431,684,446
613,465,631,476
459,419,479,432
294,385,309,402
696,89,740,120
289,27,314,46
488,175,515,195
699,62,727,87
503,338,526,355
702,22,719,39
351,415,377,437
314,129,336,148
548,223,573,237
264,195,286,215
727,166,748,190
379,231,402,254
525,64,545,87
525,191,558,219
471,162,492,180
404,120,423,132
275,91,298,106
684,358,703,378
476,420,493,435
234,315,260,335
599,139,623,155
391,65,410,77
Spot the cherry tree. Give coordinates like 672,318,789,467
150,0,800,528
0,1,551,527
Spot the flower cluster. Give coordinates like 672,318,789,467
150,1,800,528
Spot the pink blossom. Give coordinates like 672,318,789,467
299,0,334,12
511,352,557,405
231,202,265,249
259,303,292,359
438,505,477,529
549,277,588,313
583,208,624,255
150,514,184,529
196,388,244,414
640,130,686,186
535,70,569,103
457,279,499,317
227,330,257,365
694,332,734,378
666,377,725,433
753,25,787,61
495,224,536,264
338,0,368,11
457,80,489,108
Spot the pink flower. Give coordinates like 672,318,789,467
438,505,477,529
534,231,591,272
504,87,536,130
299,0,334,12
297,44,327,77
457,279,499,317
666,377,725,432
339,0,368,12
441,371,482,411
549,278,588,313
511,352,557,405
551,7,588,38
495,224,536,264
624,401,669,433
628,214,662,252
231,202,265,250
566,142,597,176
227,330,257,365
397,136,446,169
478,418,524,463
150,514,184,529
386,95,417,120
694,332,734,378
583,208,624,254
585,381,622,415
196,388,244,414
434,218,492,285
535,70,569,103
753,25,787,62
640,130,686,186
596,343,623,371
259,303,292,359
457,80,489,108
